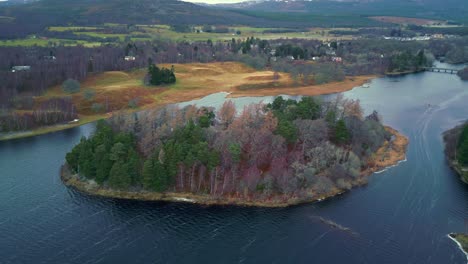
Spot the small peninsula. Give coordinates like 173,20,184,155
61,95,408,207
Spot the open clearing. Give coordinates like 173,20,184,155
11,61,373,140
44,61,374,117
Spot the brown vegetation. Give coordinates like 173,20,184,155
1,61,375,140
362,126,408,175
49,62,374,116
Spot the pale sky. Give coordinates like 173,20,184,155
183,0,247,3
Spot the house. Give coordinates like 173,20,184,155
332,57,343,63
11,66,31,72
124,56,136,61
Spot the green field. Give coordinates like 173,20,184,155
0,24,353,47
0,38,102,47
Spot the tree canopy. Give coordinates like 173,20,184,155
65,96,391,200
147,64,176,86
457,124,468,166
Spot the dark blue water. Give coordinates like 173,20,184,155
1,65,467,263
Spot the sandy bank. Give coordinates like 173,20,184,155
229,76,375,98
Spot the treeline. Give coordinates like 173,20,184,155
4,37,466,109
457,125,468,166
66,121,141,188
444,122,468,183
3,36,466,131
275,44,308,60
66,96,391,200
0,97,77,132
458,67,468,81
387,50,430,73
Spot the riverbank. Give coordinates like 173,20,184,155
443,123,468,184
228,76,375,98
1,72,376,141
448,233,468,261
0,115,102,141
61,127,408,208
385,69,425,77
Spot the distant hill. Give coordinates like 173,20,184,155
220,0,467,24
1,0,261,25
0,0,386,39
0,0,276,38
1,0,466,40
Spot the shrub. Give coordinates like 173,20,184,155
62,78,80,94
91,103,104,113
128,98,139,108
83,89,95,100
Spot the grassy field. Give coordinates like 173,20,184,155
42,61,373,116
44,62,295,115
2,61,373,141
130,25,352,42
0,24,355,47
0,37,102,47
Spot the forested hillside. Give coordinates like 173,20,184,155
228,0,468,24
0,0,267,39
444,123,468,183
63,96,404,204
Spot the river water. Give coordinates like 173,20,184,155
1,63,467,263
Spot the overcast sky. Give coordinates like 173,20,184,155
183,0,247,3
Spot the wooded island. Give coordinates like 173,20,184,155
62,95,407,206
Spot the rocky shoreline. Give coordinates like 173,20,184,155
61,127,408,207
448,233,468,262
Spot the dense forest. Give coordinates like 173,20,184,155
387,50,431,73
443,123,468,183
457,125,468,167
65,96,393,202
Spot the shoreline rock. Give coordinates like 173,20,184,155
448,233,468,262
61,127,408,208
